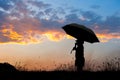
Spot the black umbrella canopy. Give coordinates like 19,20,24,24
62,23,100,43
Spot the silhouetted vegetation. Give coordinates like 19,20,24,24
0,62,18,72
15,62,28,71
0,57,120,80
103,57,120,71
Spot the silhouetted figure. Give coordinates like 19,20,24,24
62,23,99,72
71,39,85,72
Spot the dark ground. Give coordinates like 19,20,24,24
0,62,119,80
0,71,120,80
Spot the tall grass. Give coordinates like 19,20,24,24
14,57,120,72
54,62,75,71
15,62,28,71
54,57,120,71
102,57,120,71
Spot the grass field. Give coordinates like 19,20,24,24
0,57,120,80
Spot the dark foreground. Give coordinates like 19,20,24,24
0,71,120,80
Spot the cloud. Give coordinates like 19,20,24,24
0,0,66,44
0,0,13,10
96,32,120,42
103,16,120,32
80,10,102,24
64,9,120,42
0,0,120,44
0,10,8,24
27,0,51,8
79,10,120,33
65,13,80,23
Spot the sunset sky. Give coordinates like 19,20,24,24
0,0,120,70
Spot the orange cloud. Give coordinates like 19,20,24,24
64,32,120,43
0,22,120,44
0,24,23,41
97,33,120,42
0,24,66,44
44,30,65,42
65,32,120,43
93,25,120,42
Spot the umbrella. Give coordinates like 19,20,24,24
62,23,100,43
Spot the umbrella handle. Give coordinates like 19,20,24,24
70,47,76,54
70,50,73,54
70,42,77,54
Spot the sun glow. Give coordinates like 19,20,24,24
44,30,65,42
0,23,120,44
97,33,120,42
0,24,23,41
0,24,66,44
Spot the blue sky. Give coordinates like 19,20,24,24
42,0,120,17
0,0,120,70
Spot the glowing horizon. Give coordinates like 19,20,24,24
0,24,119,44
